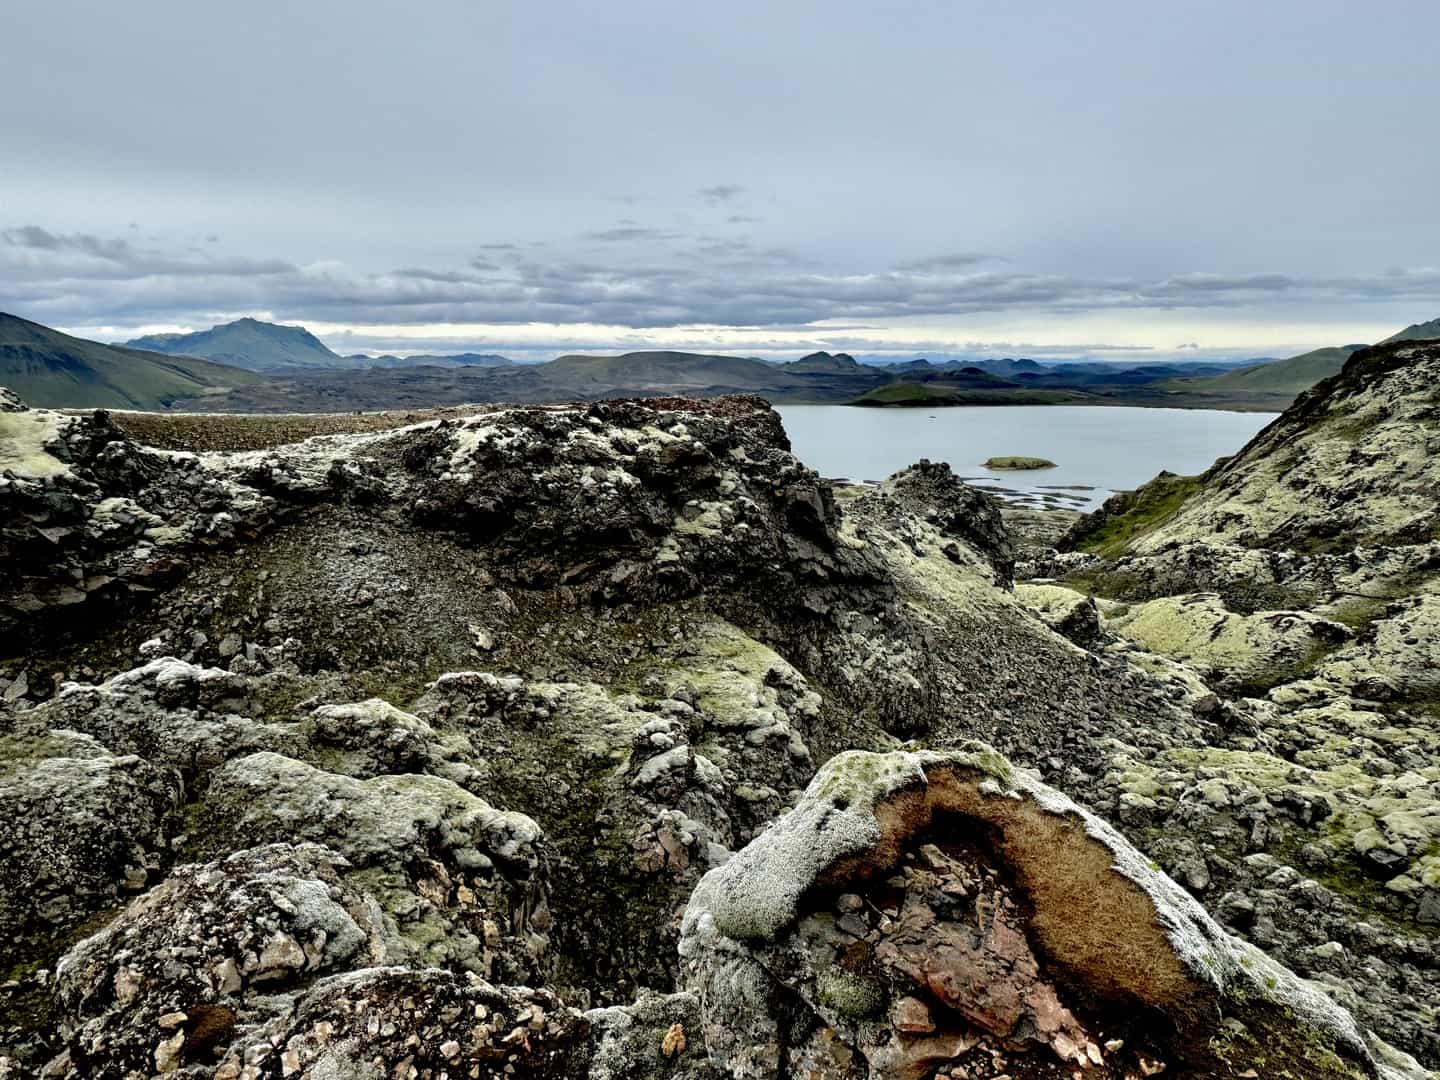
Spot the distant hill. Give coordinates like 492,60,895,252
851,382,961,406
345,352,512,369
1189,345,1366,395
1175,316,1440,399
546,350,788,391
125,317,349,372
0,312,263,409
1382,316,1440,344
782,351,864,374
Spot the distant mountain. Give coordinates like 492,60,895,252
1175,317,1440,399
546,350,788,391
1192,345,1366,395
344,352,512,369
0,312,263,409
1382,316,1440,344
125,317,349,372
782,351,864,374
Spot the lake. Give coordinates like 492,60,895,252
774,405,1279,511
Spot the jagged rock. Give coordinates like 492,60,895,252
5,387,1438,1072
1015,582,1106,647
0,405,273,645
0,728,181,956
585,989,721,1079
196,751,552,983
46,843,387,1079
861,460,1015,584
297,697,449,777
10,658,294,781
680,746,1421,1079
407,628,823,1001
0,386,26,413
213,967,591,1079
1031,340,1440,1066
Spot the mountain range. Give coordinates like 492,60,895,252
0,313,262,409
3,311,1437,413
1163,317,1440,397
342,351,512,369
124,318,514,373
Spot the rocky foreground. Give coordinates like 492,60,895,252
0,359,1436,1078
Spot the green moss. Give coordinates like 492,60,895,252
1068,472,1203,559
815,967,883,1019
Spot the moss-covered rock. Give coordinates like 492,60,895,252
681,746,1412,1079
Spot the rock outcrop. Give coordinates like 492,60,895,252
681,747,1412,1079
1030,338,1440,1066
2,384,1436,1077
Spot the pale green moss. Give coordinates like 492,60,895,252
815,967,883,1019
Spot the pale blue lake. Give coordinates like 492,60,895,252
775,404,1279,510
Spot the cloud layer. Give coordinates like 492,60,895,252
4,1,1439,355
5,222,1437,345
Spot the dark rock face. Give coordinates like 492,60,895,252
0,387,1431,1078
0,407,274,650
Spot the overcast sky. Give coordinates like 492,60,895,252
3,0,1438,360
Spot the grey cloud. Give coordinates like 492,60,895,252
579,225,683,243
896,253,1002,272
698,184,745,204
2,223,295,280
7,222,1440,335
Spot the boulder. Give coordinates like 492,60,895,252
0,729,181,955
48,843,386,1078
680,746,1417,1079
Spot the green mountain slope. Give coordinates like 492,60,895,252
1192,345,1366,394
1381,316,1440,344
1173,316,1440,400
0,312,264,409
125,317,349,372
545,350,788,390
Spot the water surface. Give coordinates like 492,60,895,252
775,405,1278,511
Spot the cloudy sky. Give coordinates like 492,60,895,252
4,0,1438,360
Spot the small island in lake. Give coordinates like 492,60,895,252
984,455,1057,469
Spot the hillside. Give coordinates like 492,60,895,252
1073,338,1440,555
851,380,961,406
1169,316,1440,401
125,317,349,372
545,349,787,391
1017,336,1440,1068
779,349,864,373
1382,315,1440,344
0,312,263,409
1183,344,1364,395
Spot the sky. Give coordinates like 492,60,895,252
3,0,1439,361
